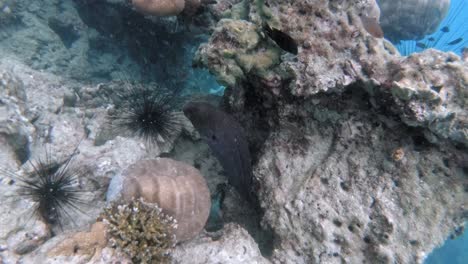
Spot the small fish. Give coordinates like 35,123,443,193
360,15,384,38
416,42,427,49
183,102,253,201
441,26,449,33
263,23,298,55
428,37,435,41
462,47,468,61
447,37,462,45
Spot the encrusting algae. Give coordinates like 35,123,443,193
101,198,177,264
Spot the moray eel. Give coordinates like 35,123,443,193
183,102,253,201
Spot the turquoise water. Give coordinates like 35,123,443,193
424,224,468,264
394,0,467,56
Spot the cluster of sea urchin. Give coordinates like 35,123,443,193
101,198,177,264
107,84,183,145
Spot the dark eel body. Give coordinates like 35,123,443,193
183,102,253,201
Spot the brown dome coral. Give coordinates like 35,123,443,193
131,0,202,16
121,158,211,242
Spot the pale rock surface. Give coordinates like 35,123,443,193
0,55,265,264
173,223,270,264
0,58,157,262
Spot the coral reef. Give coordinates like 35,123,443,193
119,158,211,242
101,198,177,264
196,1,467,147
0,0,467,263
252,89,467,263
195,0,468,263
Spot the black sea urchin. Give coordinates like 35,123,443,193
5,149,87,227
108,84,183,144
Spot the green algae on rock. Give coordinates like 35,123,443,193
194,19,283,87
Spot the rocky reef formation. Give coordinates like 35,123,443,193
196,0,467,147
0,54,268,263
195,0,467,263
0,0,466,263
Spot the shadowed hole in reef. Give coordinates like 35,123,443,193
48,17,80,48
410,132,433,151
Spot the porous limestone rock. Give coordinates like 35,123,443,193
196,0,467,147
195,0,467,263
372,50,468,146
254,89,466,263
0,68,31,163
172,223,270,264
